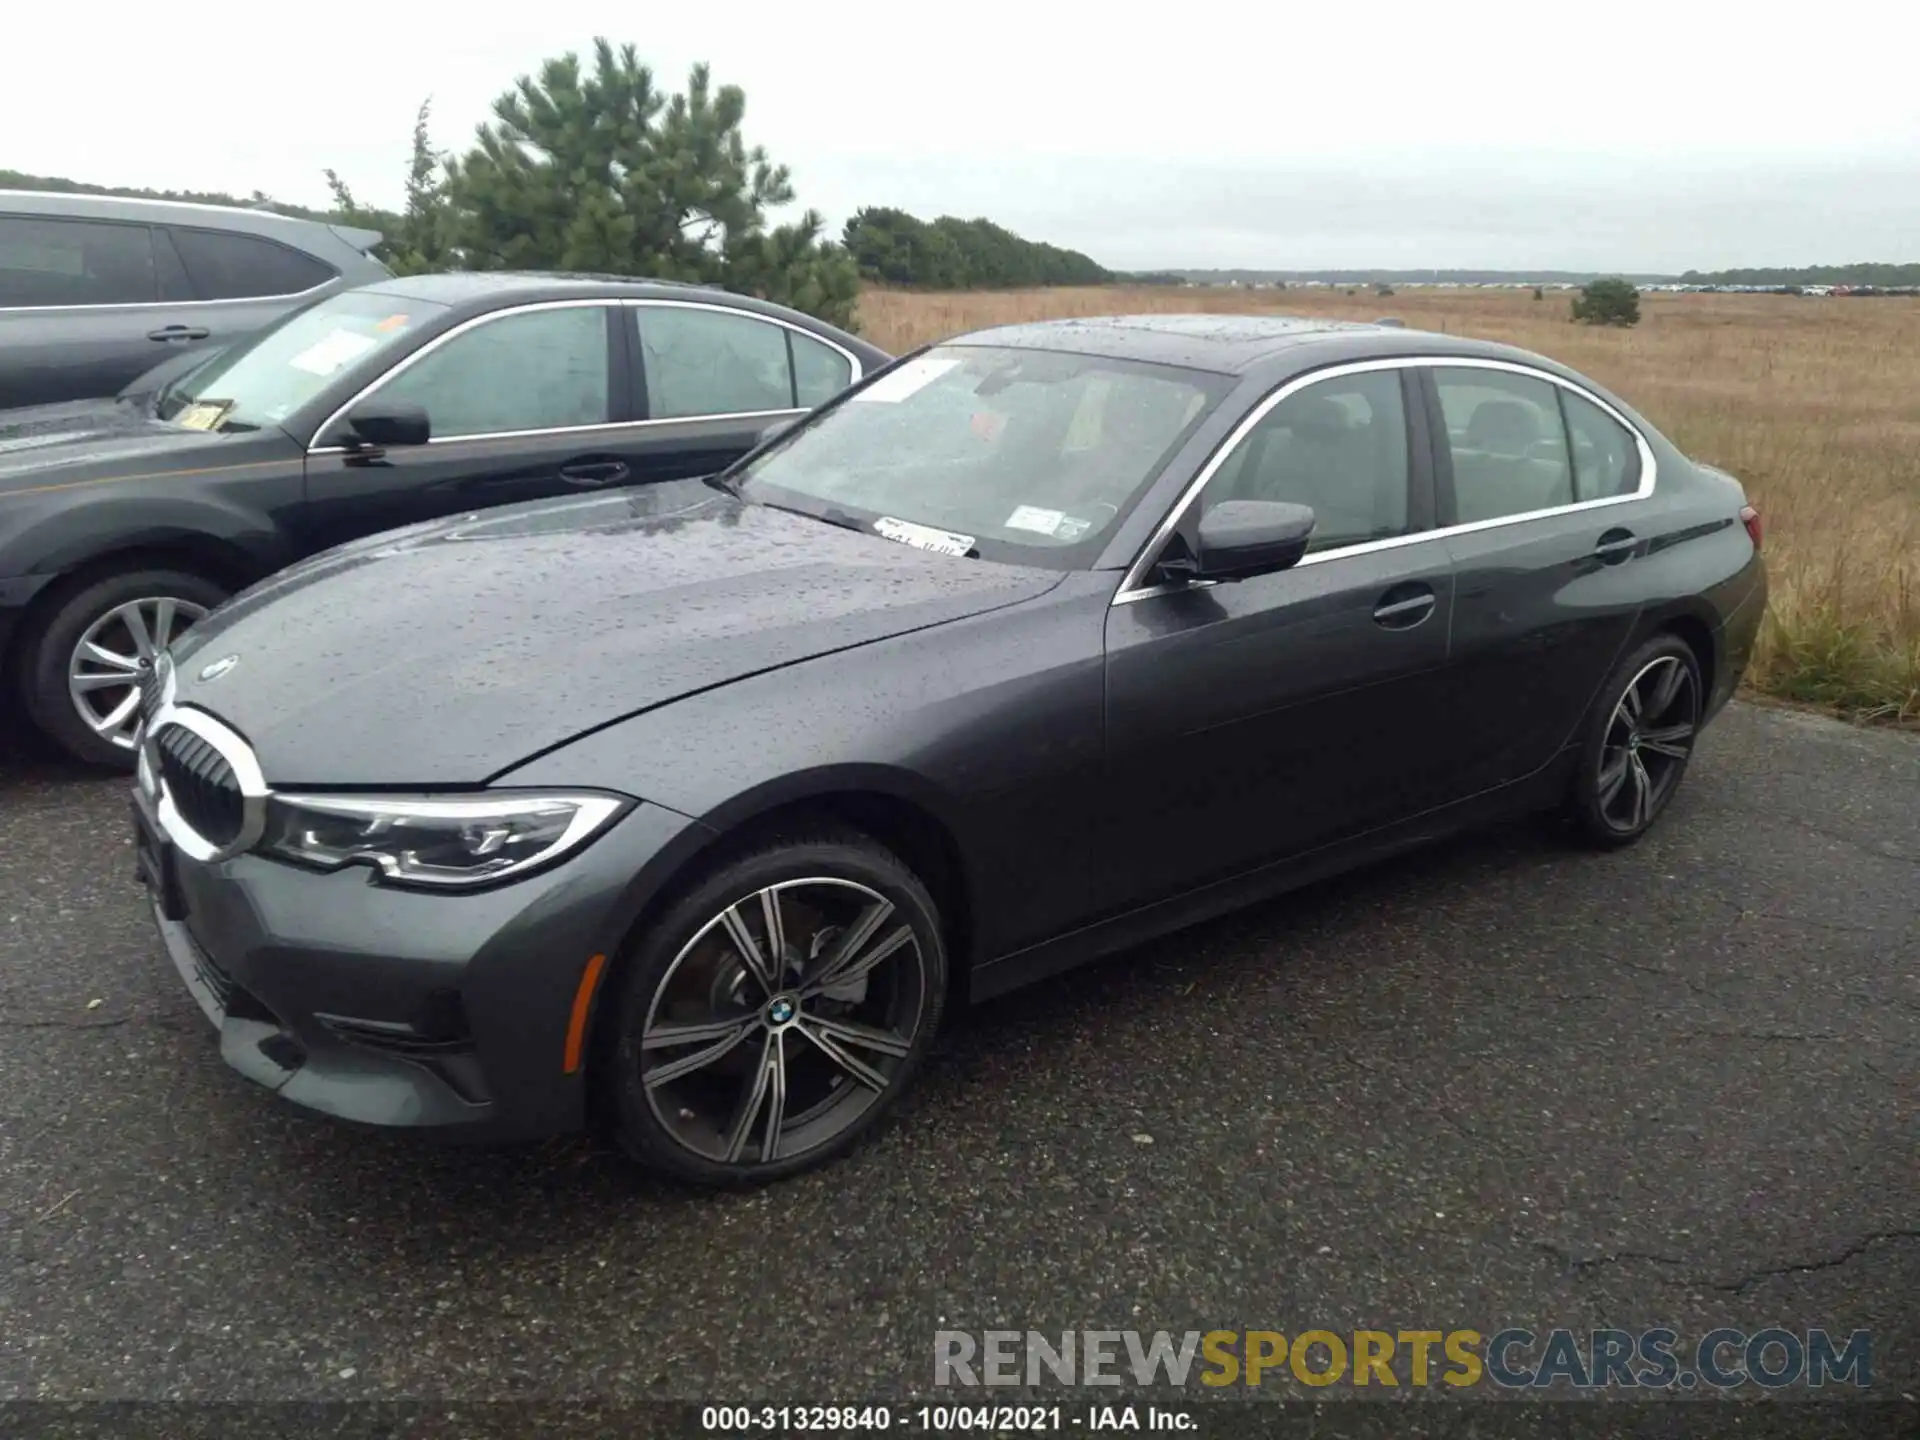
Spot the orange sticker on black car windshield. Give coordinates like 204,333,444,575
375,313,411,332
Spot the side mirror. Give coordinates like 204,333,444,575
1193,500,1316,581
344,400,431,449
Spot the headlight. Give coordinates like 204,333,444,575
260,791,629,888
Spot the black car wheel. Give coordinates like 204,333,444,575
1569,634,1703,848
19,568,227,768
606,826,947,1185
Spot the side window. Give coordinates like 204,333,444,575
1433,368,1574,524
375,306,611,439
1201,368,1412,553
1561,389,1641,500
0,216,157,306
791,330,854,407
636,306,795,419
168,227,335,300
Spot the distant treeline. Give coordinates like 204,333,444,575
841,207,1110,288
1173,267,1672,286
1678,263,1920,287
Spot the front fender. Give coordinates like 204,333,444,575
0,492,292,588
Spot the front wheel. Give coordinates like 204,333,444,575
1568,634,1704,848
18,568,228,768
604,826,947,1186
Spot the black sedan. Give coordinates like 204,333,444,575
0,272,885,766
131,314,1767,1185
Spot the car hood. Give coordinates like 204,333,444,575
165,486,1065,786
0,398,225,491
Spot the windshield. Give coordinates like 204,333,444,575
731,345,1232,568
161,291,449,433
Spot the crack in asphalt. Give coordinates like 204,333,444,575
1712,1231,1920,1295
1536,1231,1920,1296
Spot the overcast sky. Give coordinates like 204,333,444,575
10,0,1919,272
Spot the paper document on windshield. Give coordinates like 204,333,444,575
851,356,959,404
873,516,975,557
288,329,380,377
173,400,232,431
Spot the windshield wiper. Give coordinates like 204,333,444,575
753,499,867,534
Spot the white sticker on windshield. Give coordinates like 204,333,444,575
851,356,960,404
288,329,380,377
874,516,975,556
1005,505,1066,536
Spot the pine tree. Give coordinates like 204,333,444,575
439,40,859,326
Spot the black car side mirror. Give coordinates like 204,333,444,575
344,401,431,450
1193,500,1317,581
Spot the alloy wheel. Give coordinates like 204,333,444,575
1596,654,1699,832
639,877,930,1167
66,596,209,751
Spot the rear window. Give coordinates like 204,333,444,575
0,215,157,306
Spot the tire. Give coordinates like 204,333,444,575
1567,633,1704,849
17,568,228,769
603,825,948,1186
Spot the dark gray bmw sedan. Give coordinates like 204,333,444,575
132,315,1767,1185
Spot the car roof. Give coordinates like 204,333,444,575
0,188,379,247
940,312,1524,375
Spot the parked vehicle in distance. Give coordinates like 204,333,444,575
130,314,1767,1185
0,190,391,409
0,271,887,766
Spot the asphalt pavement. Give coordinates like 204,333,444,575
0,700,1914,1409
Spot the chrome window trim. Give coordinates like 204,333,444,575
1111,355,1657,606
306,296,863,455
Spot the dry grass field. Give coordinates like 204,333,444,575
859,286,1920,722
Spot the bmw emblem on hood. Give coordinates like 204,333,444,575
198,655,240,682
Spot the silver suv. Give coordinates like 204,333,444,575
0,191,392,410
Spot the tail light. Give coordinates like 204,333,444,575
1739,504,1763,550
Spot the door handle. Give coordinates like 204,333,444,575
1372,584,1436,629
147,325,211,342
559,459,630,486
1593,528,1637,564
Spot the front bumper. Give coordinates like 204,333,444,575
134,783,710,1141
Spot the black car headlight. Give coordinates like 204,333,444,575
260,791,630,888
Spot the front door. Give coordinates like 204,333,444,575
297,301,632,553
1097,363,1459,916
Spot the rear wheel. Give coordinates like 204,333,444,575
18,568,227,768
1568,634,1703,848
604,826,947,1186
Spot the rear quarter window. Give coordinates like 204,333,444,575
168,226,336,300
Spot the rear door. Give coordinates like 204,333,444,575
1423,362,1653,793
0,213,181,406
299,300,634,551
159,223,340,354
1098,361,1459,914
621,299,863,481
